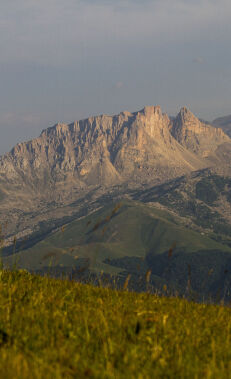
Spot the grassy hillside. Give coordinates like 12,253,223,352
5,200,230,269
4,200,231,299
0,270,231,378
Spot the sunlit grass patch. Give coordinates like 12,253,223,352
0,270,231,378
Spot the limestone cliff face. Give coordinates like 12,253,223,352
110,106,204,180
0,105,230,210
171,107,230,157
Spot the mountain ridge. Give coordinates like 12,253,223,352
0,105,231,243
1,106,228,188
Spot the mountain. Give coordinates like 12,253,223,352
213,115,231,137
0,106,206,200
2,105,231,298
1,105,231,246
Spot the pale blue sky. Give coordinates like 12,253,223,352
0,0,231,154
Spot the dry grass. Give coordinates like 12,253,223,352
0,270,231,378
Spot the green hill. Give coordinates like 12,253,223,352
4,200,231,299
1,270,231,378
133,170,231,243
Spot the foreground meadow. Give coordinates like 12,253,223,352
0,270,231,378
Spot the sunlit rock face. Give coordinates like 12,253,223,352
0,105,230,222
171,107,229,157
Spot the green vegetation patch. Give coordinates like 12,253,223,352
1,270,231,378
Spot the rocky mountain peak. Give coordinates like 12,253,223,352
129,105,172,142
142,105,162,116
171,107,230,156
178,106,197,122
1,105,231,217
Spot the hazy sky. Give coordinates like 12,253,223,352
0,0,231,154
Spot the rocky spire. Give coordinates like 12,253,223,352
171,107,230,156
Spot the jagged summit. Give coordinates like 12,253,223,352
171,106,229,157
141,105,162,115
41,106,163,138
179,106,193,115
176,106,200,125
0,105,231,217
